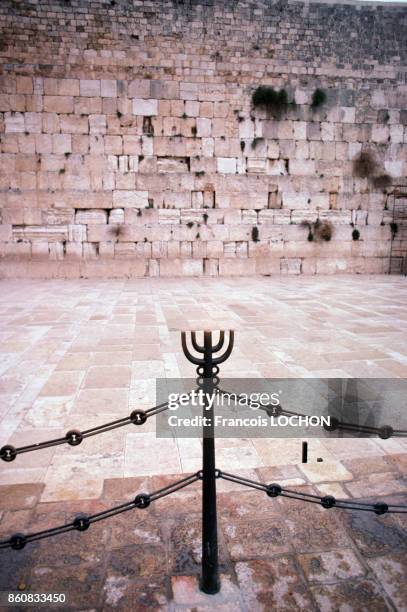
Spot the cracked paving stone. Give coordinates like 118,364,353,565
311,578,391,612
235,556,314,611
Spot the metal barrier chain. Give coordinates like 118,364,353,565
0,472,201,550
0,401,170,462
216,388,406,440
217,471,407,514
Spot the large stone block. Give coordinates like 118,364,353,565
217,158,237,174
113,190,149,208
5,112,24,133
43,96,74,114
133,99,158,116
75,210,108,224
219,258,256,276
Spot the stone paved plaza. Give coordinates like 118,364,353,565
0,275,406,499
0,275,406,610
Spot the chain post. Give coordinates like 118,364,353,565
181,329,234,595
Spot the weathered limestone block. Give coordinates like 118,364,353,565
167,240,180,258
192,241,206,259
108,209,124,224
246,158,267,174
273,210,292,224
49,242,64,261
68,224,86,242
282,192,310,209
267,160,288,176
121,135,141,155
3,241,31,258
384,161,403,176
204,259,219,276
267,141,279,159
133,99,158,116
52,134,72,155
24,112,42,133
80,80,101,97
75,210,108,224
289,160,316,176
196,118,211,137
89,114,107,134
44,96,74,114
229,226,251,241
217,157,237,174
219,258,256,276
255,257,281,275
206,240,223,257
128,79,150,98
157,157,189,173
41,208,74,225
101,80,117,98
180,82,198,101
34,134,51,154
0,225,12,241
13,225,68,241
32,241,50,260
291,210,319,225
371,125,390,143
65,242,83,259
280,258,302,275
5,112,25,133
113,190,148,208
319,210,352,224
316,258,348,274
163,191,191,208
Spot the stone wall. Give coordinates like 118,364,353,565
0,0,406,278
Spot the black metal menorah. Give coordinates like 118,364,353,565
181,330,234,594
1,330,406,597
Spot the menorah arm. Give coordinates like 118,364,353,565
181,332,205,365
191,331,205,353
212,331,225,353
212,331,235,364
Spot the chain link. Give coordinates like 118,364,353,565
0,401,170,462
0,472,201,550
218,471,407,514
216,388,407,439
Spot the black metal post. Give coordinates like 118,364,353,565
180,330,234,595
302,441,308,463
200,331,219,594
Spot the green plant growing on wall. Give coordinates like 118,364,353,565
352,228,360,240
317,221,332,241
378,110,390,123
390,222,398,239
252,86,289,118
373,174,392,191
251,137,264,150
195,171,205,177
311,88,327,110
251,226,260,242
353,151,378,178
301,220,333,242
